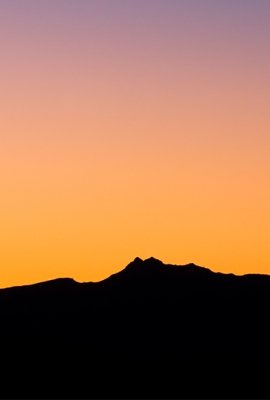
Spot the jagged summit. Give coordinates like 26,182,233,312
122,256,207,274
128,256,164,268
124,256,166,271
144,256,164,265
100,256,216,288
133,256,143,263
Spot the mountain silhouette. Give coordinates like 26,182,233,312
1,257,270,399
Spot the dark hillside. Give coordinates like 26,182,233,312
0,257,269,398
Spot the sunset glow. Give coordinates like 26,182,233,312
1,0,270,287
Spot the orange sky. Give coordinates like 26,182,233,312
1,0,270,287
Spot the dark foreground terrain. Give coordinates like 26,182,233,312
1,257,270,398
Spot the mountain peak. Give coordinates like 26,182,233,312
144,257,164,265
126,256,164,271
133,257,144,264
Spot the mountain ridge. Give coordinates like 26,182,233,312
0,257,270,398
2,256,269,291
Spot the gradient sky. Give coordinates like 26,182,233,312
1,0,270,287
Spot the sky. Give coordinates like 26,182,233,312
1,0,270,287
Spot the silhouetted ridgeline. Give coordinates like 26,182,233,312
1,257,270,399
